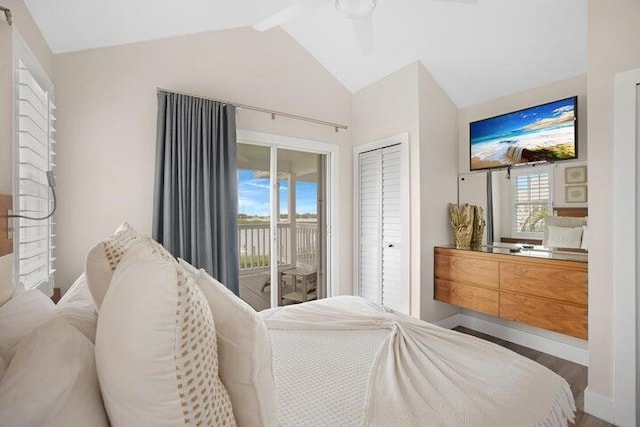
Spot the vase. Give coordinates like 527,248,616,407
453,226,473,249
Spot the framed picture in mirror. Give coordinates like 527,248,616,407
565,165,587,183
566,185,587,203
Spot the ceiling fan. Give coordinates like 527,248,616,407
253,0,477,55
254,0,378,54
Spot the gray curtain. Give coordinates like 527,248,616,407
153,91,239,295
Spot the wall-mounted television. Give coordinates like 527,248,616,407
470,96,577,171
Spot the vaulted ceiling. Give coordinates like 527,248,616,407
23,0,587,107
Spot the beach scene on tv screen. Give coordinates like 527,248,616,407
470,98,576,170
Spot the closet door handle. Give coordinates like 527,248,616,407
386,244,394,248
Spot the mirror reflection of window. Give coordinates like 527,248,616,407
511,168,553,239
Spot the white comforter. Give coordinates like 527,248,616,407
260,296,575,427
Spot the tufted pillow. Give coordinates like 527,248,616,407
0,318,109,427
96,241,236,427
179,259,278,427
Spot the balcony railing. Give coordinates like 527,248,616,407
238,222,318,273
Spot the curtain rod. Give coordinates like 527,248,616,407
157,87,348,132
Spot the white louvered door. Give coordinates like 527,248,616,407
357,150,381,303
357,142,407,313
380,144,402,311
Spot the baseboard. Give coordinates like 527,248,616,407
584,387,615,424
433,313,464,329
432,313,589,366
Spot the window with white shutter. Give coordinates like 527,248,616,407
14,57,56,293
511,167,552,238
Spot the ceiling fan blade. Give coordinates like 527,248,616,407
253,0,330,31
352,15,374,55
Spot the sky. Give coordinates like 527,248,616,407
470,97,576,143
237,169,317,216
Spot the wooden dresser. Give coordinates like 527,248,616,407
434,245,588,339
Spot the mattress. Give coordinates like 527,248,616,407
269,328,390,427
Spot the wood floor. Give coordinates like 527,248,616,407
455,327,615,427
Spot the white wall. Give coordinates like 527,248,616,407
0,0,53,303
53,27,353,294
586,0,640,420
352,63,420,316
352,62,459,322
417,64,460,322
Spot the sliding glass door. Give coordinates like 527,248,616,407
236,141,329,310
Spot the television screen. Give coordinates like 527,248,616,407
470,96,577,171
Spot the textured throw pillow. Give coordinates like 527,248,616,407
96,241,236,427
85,222,141,309
179,259,278,427
0,289,55,361
545,225,584,249
0,318,109,427
542,216,587,247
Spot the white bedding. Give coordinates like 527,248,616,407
261,296,576,427
270,328,389,427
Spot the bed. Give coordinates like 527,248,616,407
0,225,576,427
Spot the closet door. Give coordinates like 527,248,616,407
379,144,403,311
357,150,382,303
356,143,405,312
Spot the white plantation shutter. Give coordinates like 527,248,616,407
357,143,405,313
15,60,56,291
511,167,552,237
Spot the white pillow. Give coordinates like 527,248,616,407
0,290,55,361
580,225,588,250
85,222,142,309
179,259,278,427
543,216,587,246
545,225,583,249
96,241,236,427
51,274,98,343
0,318,109,427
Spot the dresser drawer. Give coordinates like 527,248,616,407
435,253,499,288
500,292,587,339
500,262,587,305
435,279,499,317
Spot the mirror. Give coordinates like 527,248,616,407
458,161,588,251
